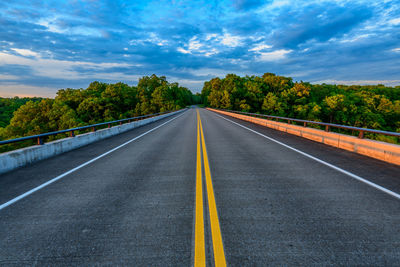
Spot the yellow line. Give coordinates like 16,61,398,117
199,112,227,267
195,111,206,267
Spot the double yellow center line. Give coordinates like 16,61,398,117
195,110,226,267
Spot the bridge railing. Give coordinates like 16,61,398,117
0,110,175,147
216,108,400,139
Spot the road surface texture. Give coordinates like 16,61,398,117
0,107,399,266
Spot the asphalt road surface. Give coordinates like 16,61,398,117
1,107,400,266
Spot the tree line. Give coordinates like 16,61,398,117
1,72,399,147
201,73,400,142
0,75,199,144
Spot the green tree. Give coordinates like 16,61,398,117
262,92,281,114
200,72,400,136
323,94,346,123
2,99,54,137
76,97,104,124
220,90,232,109
1,76,194,146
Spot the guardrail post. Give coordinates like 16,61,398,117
358,131,364,139
325,125,330,132
69,130,75,137
120,121,123,125
108,123,111,128
304,122,307,127
288,120,292,124
92,126,96,132
37,137,44,145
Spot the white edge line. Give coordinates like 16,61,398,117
0,111,186,211
212,112,400,200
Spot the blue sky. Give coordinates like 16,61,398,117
0,0,400,97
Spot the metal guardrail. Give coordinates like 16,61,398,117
0,110,177,146
217,108,400,139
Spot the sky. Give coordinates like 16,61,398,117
0,0,400,97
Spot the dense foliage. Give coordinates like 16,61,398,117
0,75,198,142
0,97,43,128
201,73,400,138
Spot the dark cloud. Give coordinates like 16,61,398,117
155,22,202,41
0,65,33,77
232,0,268,10
271,3,373,48
6,8,41,20
225,13,268,34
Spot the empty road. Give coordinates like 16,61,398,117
1,107,400,266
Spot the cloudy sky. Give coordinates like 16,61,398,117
0,0,400,97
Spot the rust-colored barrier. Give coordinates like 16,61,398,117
207,108,400,166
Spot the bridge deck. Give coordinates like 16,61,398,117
0,108,399,265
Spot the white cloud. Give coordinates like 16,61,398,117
177,36,219,56
188,37,202,50
205,34,218,41
177,47,191,54
11,48,39,57
269,0,291,9
389,18,400,25
220,33,242,47
248,43,273,52
392,48,400,52
0,74,19,80
256,0,290,13
37,17,63,33
0,41,14,46
130,33,168,47
176,31,242,56
37,16,102,37
176,37,201,54
339,34,371,43
0,51,142,95
257,49,292,61
0,51,132,79
204,48,219,57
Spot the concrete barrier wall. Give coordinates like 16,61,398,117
208,108,400,166
0,109,185,174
